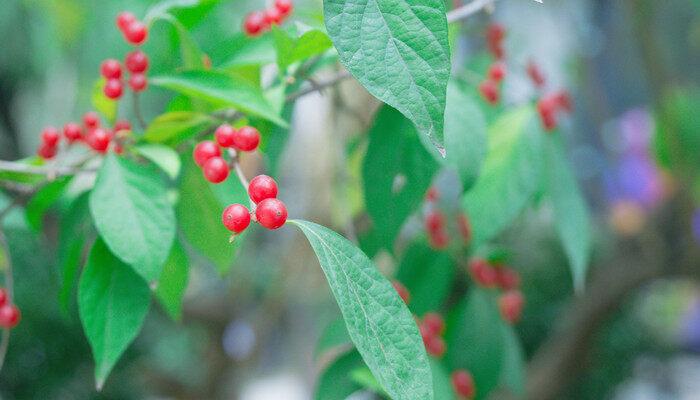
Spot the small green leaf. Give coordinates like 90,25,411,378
219,33,277,68
58,193,93,317
155,241,189,321
151,70,287,127
498,324,525,396
291,220,433,400
396,241,455,316
350,367,385,395
135,144,182,179
90,154,176,283
315,317,352,359
272,26,333,71
544,135,592,292
78,239,151,389
143,111,215,144
25,177,72,231
315,350,364,400
324,0,451,150
152,14,205,69
430,359,456,400
92,79,118,124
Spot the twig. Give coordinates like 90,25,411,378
286,70,352,102
0,160,96,177
0,229,14,372
446,0,497,22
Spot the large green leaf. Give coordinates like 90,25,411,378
462,107,544,246
152,13,205,70
324,0,450,151
78,239,151,389
155,241,189,321
135,144,182,180
291,220,433,400
315,350,364,400
143,111,215,144
362,106,438,255
219,33,277,68
89,154,176,283
498,324,525,396
25,176,72,231
57,192,93,317
544,135,591,291
431,359,456,400
151,70,287,126
396,241,454,316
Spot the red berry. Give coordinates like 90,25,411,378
255,198,288,229
392,280,411,304
451,370,475,399
499,290,524,324
487,62,506,82
425,186,439,202
423,333,446,357
222,203,251,233
215,124,237,148
128,73,147,92
116,11,136,31
203,157,229,183
124,21,148,45
496,266,520,290
422,312,445,336
243,11,265,36
125,50,148,73
41,126,60,146
264,7,283,26
0,288,6,307
527,60,546,88
193,140,221,167
469,258,498,287
87,128,111,153
537,96,558,131
104,78,123,99
457,213,471,244
63,123,82,142
37,143,57,159
248,175,278,204
83,112,100,129
113,143,124,155
479,79,499,104
555,90,573,112
486,23,505,45
428,229,450,249
0,304,20,329
424,210,445,233
100,59,122,79
275,0,294,16
114,120,131,132
232,126,260,152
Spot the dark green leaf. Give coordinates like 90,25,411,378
498,324,525,396
58,193,93,317
315,350,364,400
315,317,352,359
431,359,456,400
155,241,189,321
396,241,455,316
25,177,71,231
143,111,215,144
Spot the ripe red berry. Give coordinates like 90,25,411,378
555,90,573,112
457,213,471,244
422,332,446,357
469,258,498,287
116,11,136,31
124,21,148,45
527,60,546,88
424,210,445,233
38,143,57,159
392,280,411,304
248,175,278,204
0,304,20,329
193,140,221,167
479,79,499,104
125,50,148,73
499,290,524,324
222,203,251,233
264,7,283,26
428,229,450,249
87,128,111,153
232,126,260,152
486,23,505,45
203,157,229,183
425,186,439,202
275,0,294,16
128,73,147,92
537,96,558,131
243,11,266,36
100,59,122,79
0,288,6,307
487,62,506,82
451,370,475,399
215,124,237,148
104,78,123,99
63,123,82,142
255,198,288,229
496,267,520,290
114,120,131,132
422,312,445,336
83,111,100,129
41,126,60,146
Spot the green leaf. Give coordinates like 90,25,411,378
25,177,72,231
315,350,364,400
151,70,287,127
291,220,433,400
544,135,591,292
143,111,215,144
92,79,117,124
152,14,205,69
90,154,176,283
135,144,182,179
462,107,544,246
315,317,352,359
396,241,454,316
498,324,525,396
362,106,438,254
324,0,451,151
272,26,333,71
219,33,277,68
58,193,93,317
155,241,189,321
78,239,151,389
430,359,456,400
445,288,505,400
350,367,386,395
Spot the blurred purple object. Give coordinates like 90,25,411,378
692,209,700,244
620,108,653,155
681,298,700,352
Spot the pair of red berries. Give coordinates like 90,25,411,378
116,11,148,45
537,90,573,131
468,259,520,290
419,312,446,357
193,125,261,184
479,61,506,105
486,23,506,60
222,175,288,232
243,0,294,36
423,189,472,250
37,126,61,160
498,289,524,324
451,369,476,400
101,50,149,99
0,288,20,329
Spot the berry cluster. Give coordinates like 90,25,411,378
222,175,288,232
536,90,573,131
0,288,20,329
486,23,505,60
193,125,261,184
243,0,294,36
419,312,446,357
468,258,524,324
423,187,472,250
101,12,150,100
37,112,132,159
451,369,476,400
479,23,507,105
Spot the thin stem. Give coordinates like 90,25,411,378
0,229,14,372
446,0,498,22
133,92,147,131
285,70,353,102
0,160,96,177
